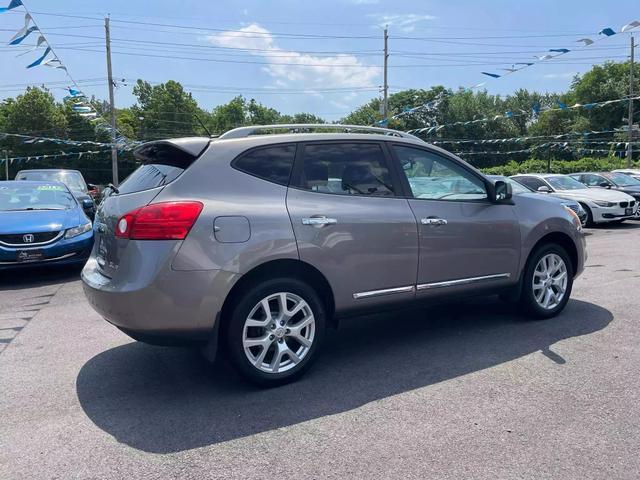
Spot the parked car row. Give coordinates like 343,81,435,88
510,172,640,225
1,125,635,386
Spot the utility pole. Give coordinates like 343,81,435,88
105,16,119,185
382,26,389,121
627,35,635,168
3,150,8,181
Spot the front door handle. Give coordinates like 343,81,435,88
302,216,338,226
421,217,448,226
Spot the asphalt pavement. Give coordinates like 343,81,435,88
1,223,639,479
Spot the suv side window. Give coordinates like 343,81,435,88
393,145,487,201
232,144,296,186
515,176,547,191
297,142,395,196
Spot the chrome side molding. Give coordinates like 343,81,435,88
416,273,511,291
353,285,415,300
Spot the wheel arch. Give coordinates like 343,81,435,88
219,258,336,335
528,231,578,277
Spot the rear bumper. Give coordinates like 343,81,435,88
81,257,237,344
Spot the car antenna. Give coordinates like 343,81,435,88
193,112,212,137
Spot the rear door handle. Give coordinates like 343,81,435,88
302,216,338,226
421,217,448,226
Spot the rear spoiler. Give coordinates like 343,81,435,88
133,137,211,162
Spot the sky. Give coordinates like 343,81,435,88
0,0,638,121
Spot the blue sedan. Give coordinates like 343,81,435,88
0,180,94,269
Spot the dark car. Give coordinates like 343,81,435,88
0,181,93,269
15,169,96,219
569,172,640,218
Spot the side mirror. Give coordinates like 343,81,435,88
87,183,96,190
599,182,611,189
490,180,512,202
82,198,94,209
537,185,552,193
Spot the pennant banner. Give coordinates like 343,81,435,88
0,0,22,13
407,96,640,135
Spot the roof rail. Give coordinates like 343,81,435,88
217,124,422,141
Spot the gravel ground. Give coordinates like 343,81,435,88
1,223,639,480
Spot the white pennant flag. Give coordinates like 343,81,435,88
15,34,46,57
9,13,31,43
621,20,640,32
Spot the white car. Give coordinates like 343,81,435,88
511,173,637,226
612,169,640,181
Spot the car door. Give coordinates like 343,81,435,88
390,144,520,298
286,141,419,312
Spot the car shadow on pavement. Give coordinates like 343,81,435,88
76,297,612,454
0,265,82,291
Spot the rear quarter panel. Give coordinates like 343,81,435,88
158,139,299,273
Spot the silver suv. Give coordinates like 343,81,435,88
82,125,586,386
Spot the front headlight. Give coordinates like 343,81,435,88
593,200,615,207
65,222,92,239
563,206,582,231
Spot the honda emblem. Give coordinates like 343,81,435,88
23,234,35,243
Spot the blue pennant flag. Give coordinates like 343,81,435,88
598,27,616,36
583,103,596,110
26,47,51,68
532,103,541,115
505,111,514,118
481,72,501,78
68,88,83,97
0,0,21,12
549,48,570,54
9,25,37,45
556,100,568,109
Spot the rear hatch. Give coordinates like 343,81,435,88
94,138,209,278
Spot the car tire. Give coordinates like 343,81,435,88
226,277,326,387
580,203,595,227
519,243,573,320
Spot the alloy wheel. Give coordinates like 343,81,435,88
532,253,568,310
242,292,315,374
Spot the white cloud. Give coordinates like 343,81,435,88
542,72,577,80
207,24,379,93
367,13,436,32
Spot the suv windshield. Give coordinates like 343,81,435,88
16,171,87,194
607,172,640,187
0,184,76,211
546,176,586,191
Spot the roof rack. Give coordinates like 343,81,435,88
217,123,422,141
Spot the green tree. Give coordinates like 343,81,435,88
4,87,67,137
132,80,202,140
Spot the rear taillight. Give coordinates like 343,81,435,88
115,201,203,240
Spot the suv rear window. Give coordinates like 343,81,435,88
232,144,296,186
118,143,200,195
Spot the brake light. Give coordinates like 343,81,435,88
115,201,203,240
